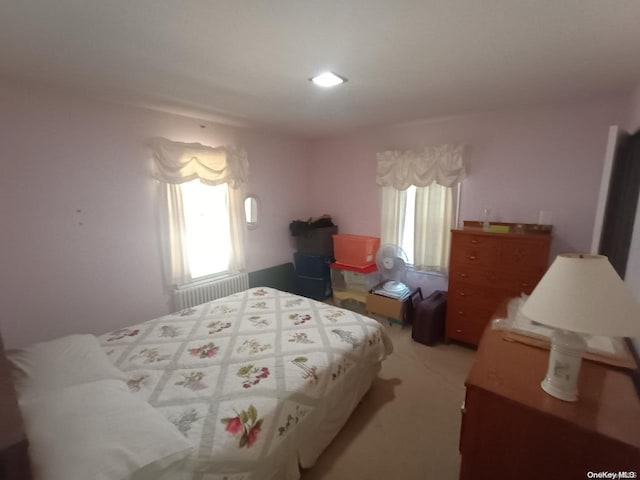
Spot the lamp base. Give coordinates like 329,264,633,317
541,378,579,402
541,329,587,402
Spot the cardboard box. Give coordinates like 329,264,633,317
366,293,404,320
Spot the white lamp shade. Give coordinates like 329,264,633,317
521,254,640,337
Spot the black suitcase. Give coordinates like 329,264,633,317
411,290,447,346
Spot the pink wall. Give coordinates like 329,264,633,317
307,96,629,264
0,83,310,348
0,81,633,348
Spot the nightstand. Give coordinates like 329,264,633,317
365,288,422,326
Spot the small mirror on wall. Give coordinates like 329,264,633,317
244,195,260,230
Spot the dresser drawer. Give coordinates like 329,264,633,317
497,238,550,274
451,264,542,292
448,282,506,311
450,265,504,289
450,234,498,268
446,288,504,345
447,303,494,325
509,272,543,295
446,315,488,345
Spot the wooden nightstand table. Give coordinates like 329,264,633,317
459,327,640,480
365,288,422,327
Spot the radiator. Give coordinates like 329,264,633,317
173,272,249,310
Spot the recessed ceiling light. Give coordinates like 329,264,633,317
310,71,347,88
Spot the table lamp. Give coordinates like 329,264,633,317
521,253,640,402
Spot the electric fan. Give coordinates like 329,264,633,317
374,244,410,299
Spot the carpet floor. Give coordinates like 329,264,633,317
300,323,476,480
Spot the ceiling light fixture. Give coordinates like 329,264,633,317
310,72,347,88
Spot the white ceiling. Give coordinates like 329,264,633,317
1,0,640,138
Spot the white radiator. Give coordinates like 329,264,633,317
173,273,249,310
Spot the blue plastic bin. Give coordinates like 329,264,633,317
295,274,332,301
293,252,333,278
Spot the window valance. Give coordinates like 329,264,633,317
376,144,466,190
150,138,249,189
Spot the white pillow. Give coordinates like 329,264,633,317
8,334,124,399
20,379,194,480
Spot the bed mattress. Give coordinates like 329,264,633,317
99,287,393,480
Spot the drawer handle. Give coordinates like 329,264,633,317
457,291,466,297
457,311,464,316
470,239,478,244
456,328,463,333
458,273,468,278
468,255,477,260
521,282,530,287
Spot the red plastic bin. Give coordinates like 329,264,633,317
332,234,381,268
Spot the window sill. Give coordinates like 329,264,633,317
175,271,237,289
407,266,448,278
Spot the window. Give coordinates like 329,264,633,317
151,138,248,287
381,183,460,273
180,179,232,279
400,185,418,263
376,145,465,273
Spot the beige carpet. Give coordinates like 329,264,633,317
300,324,475,480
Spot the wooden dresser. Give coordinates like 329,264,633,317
446,224,551,345
460,327,640,479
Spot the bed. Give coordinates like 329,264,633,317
1,287,393,480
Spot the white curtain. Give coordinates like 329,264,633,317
150,138,248,188
151,138,248,285
227,183,247,272
378,145,465,272
376,144,465,189
413,184,453,271
158,184,190,286
381,187,407,246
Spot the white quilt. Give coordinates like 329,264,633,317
99,287,393,480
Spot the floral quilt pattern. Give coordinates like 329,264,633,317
99,287,392,479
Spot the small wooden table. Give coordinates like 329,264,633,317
459,327,640,479
365,288,422,327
